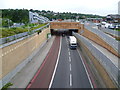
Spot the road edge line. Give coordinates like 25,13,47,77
77,49,94,89
48,36,62,89
26,37,55,89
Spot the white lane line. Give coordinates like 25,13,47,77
77,49,93,88
70,64,72,71
69,56,71,62
49,37,62,89
68,51,70,56
70,74,72,87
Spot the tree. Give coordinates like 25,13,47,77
2,9,29,24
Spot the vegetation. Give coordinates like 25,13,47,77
1,9,104,38
1,82,13,90
115,37,120,41
2,9,29,26
115,29,120,31
30,23,46,30
2,23,46,38
30,9,103,20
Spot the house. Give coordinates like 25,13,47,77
29,11,49,24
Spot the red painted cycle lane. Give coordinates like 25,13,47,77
26,36,60,88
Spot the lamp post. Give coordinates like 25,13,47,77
27,23,30,37
7,19,10,29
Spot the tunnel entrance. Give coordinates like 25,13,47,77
51,29,78,36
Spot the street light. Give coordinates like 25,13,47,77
7,19,10,29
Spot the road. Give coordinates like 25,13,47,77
27,36,93,88
27,36,60,88
51,36,92,88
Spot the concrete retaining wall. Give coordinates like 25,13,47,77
79,27,119,57
74,33,117,88
0,28,50,88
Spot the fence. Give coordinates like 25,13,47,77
84,25,120,53
73,32,119,87
0,23,50,45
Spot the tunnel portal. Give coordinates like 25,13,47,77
50,29,78,36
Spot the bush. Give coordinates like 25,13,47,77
1,83,13,90
1,23,47,38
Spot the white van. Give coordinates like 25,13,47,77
69,36,77,49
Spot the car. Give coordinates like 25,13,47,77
62,34,65,37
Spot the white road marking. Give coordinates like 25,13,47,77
49,37,62,89
70,74,72,87
68,51,70,56
70,64,72,71
77,49,93,88
69,56,71,62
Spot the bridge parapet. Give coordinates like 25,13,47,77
50,22,83,30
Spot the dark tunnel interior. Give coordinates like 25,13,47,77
50,29,78,36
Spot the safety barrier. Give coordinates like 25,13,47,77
0,23,49,45
73,32,119,87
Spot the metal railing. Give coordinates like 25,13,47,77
73,32,119,86
0,23,49,45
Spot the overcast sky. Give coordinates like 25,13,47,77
1,0,120,16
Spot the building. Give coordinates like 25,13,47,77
29,11,49,24
106,14,120,23
86,18,103,23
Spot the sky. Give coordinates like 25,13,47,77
0,0,120,16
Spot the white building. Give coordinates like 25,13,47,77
29,11,49,24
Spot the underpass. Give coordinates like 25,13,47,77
1,21,118,89
51,29,78,36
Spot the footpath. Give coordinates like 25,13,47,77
10,36,55,88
